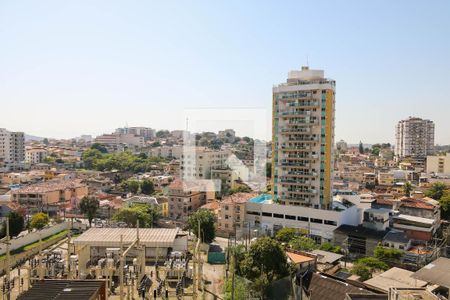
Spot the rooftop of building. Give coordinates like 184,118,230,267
17,280,105,300
398,197,438,210
301,271,375,300
383,230,409,244
73,227,181,248
12,179,86,194
222,192,258,204
286,250,315,265
200,201,220,210
412,257,450,287
311,249,344,264
363,267,427,293
334,225,387,240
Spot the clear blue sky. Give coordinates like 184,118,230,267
1,1,449,144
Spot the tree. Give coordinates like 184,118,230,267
352,257,388,281
241,237,289,284
124,179,140,194
403,181,413,197
30,213,49,230
275,227,307,243
289,236,318,251
374,245,403,264
0,211,25,238
359,141,364,154
425,182,447,200
140,179,155,195
113,204,159,227
229,185,252,194
156,130,170,138
188,209,216,243
319,242,342,253
79,196,99,227
90,143,108,153
439,194,450,221
223,276,249,300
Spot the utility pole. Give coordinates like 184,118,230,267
6,217,11,300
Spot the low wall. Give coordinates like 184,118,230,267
0,222,69,255
0,230,68,274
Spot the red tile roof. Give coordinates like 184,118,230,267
221,192,258,204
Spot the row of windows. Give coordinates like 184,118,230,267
247,211,337,226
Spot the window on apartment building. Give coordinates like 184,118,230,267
324,220,337,226
225,224,228,228
285,215,296,220
225,215,229,219
298,216,308,222
247,211,260,216
273,213,284,219
225,205,229,210
262,212,272,217
310,218,322,224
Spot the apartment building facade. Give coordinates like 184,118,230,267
167,179,207,222
426,153,450,175
25,148,48,164
395,117,434,158
217,192,257,237
272,66,335,209
12,179,88,214
181,147,230,180
0,128,25,171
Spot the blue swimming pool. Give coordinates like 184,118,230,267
249,194,272,203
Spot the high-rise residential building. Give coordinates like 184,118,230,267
0,128,25,170
395,117,434,158
272,66,335,209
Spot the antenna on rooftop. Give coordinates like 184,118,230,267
306,54,310,67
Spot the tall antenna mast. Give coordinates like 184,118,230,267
306,54,309,67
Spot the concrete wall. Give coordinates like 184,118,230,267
0,222,68,254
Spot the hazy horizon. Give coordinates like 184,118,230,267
1,1,449,144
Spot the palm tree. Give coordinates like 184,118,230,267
403,181,412,197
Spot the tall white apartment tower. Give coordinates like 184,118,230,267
0,128,25,170
395,117,434,158
272,67,335,209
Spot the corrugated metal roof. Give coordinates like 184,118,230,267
412,257,450,287
73,228,179,248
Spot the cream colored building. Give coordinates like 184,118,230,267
272,67,335,209
426,153,450,175
167,179,207,222
0,128,25,170
25,148,48,164
12,179,88,214
217,192,257,236
181,147,230,180
378,172,394,186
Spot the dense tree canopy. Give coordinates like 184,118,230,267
289,236,318,252
188,209,216,243
79,196,100,227
113,204,161,227
81,150,167,173
140,179,155,195
30,213,49,230
425,182,447,200
352,257,388,281
240,237,289,283
0,211,25,238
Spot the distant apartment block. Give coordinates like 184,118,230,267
95,132,144,147
116,127,156,140
148,145,183,159
272,66,335,208
217,192,257,236
0,128,25,170
181,147,230,180
12,179,88,214
167,179,207,221
426,153,450,175
25,148,48,164
395,117,434,158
